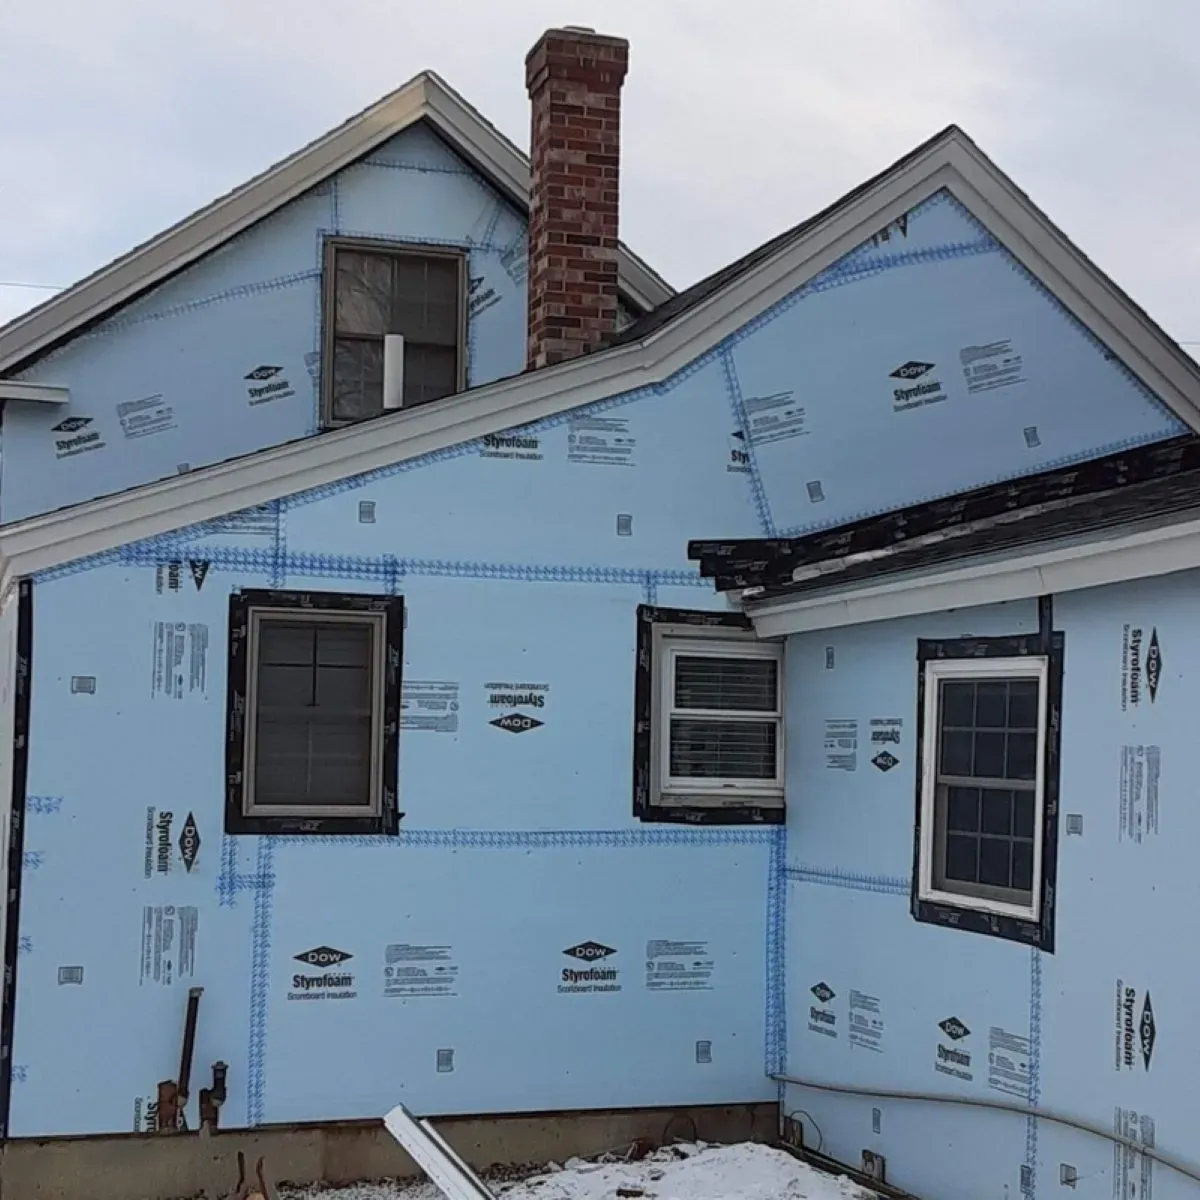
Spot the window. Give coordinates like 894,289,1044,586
633,606,784,825
322,238,466,427
913,633,1064,951
225,589,404,835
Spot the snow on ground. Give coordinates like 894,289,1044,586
279,1140,879,1200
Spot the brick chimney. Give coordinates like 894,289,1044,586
525,26,629,370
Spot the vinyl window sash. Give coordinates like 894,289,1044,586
917,655,1048,921
321,238,467,427
242,608,387,819
659,639,784,797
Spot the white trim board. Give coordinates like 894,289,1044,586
0,72,672,376
747,510,1200,637
4,127,1200,593
0,382,68,405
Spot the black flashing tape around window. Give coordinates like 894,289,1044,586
224,588,404,837
910,620,1064,953
632,605,783,827
0,579,33,1140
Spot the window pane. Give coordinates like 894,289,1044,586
939,730,973,776
259,622,316,666
975,682,1007,728
1012,842,1034,893
974,731,1005,777
332,338,384,421
254,715,372,807
668,718,777,780
981,789,1013,835
1006,732,1037,780
391,257,460,344
944,835,978,883
945,786,980,832
257,662,315,707
1008,680,1039,729
940,681,975,727
335,252,392,336
403,343,458,408
317,623,372,667
979,837,1012,888
1013,791,1036,839
674,656,778,712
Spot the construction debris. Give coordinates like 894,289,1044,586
279,1139,879,1200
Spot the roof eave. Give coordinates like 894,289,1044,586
746,509,1200,638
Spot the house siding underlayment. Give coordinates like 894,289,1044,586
782,575,1192,1200
1,122,529,523
2,147,1190,1173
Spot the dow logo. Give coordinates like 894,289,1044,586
244,365,282,381
490,712,543,734
889,361,935,381
810,982,835,1004
52,416,92,433
178,813,201,873
294,946,353,967
939,1016,970,1041
563,941,616,961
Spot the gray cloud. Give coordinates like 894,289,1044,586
1,0,1197,345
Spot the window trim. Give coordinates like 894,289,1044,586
225,588,404,836
320,236,469,430
633,605,785,826
911,632,1064,952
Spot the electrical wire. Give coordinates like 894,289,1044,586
772,1072,1200,1188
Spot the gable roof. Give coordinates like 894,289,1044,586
0,71,673,377
5,125,1200,594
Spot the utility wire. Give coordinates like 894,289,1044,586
0,281,62,291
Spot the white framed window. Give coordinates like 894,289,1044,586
244,609,387,819
226,589,404,836
642,613,784,815
916,655,1048,921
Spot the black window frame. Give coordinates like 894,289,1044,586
320,236,468,429
633,605,785,826
225,588,404,836
912,631,1064,951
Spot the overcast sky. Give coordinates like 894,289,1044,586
1,0,1197,350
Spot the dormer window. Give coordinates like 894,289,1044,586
321,238,466,427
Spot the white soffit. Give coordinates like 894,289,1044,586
0,72,672,376
5,126,1200,587
748,513,1200,637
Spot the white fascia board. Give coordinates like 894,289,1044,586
944,138,1200,433
0,76,671,377
0,382,68,405
748,513,1200,637
0,78,433,376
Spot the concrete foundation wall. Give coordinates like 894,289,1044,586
0,1102,778,1200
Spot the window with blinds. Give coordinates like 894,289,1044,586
244,610,385,818
660,640,784,801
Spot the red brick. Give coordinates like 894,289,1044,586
525,27,629,371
